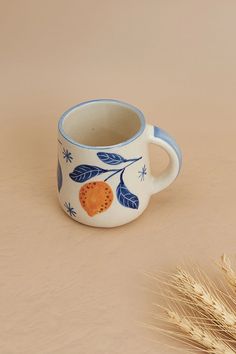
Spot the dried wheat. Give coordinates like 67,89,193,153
167,310,235,354
220,254,236,291
173,269,236,334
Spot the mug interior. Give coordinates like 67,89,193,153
60,100,144,147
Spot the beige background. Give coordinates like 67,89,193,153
1,0,236,353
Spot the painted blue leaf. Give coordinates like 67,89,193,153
69,164,108,183
116,173,139,209
97,152,127,165
57,160,63,192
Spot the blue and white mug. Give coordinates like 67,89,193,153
57,99,182,227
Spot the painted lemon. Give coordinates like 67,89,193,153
79,181,113,217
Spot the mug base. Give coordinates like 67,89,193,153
59,203,147,228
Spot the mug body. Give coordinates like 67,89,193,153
57,99,152,227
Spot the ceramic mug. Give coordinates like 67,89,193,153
57,99,182,227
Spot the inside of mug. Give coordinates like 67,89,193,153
62,101,142,147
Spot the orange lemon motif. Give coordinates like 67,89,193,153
79,181,113,217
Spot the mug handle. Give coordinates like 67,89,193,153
147,125,182,194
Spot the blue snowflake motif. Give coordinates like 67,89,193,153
64,202,77,217
138,164,147,181
63,148,73,163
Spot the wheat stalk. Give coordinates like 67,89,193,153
173,268,236,336
167,310,235,354
220,254,236,291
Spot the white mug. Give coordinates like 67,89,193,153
57,99,182,227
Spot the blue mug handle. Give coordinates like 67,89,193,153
148,125,182,194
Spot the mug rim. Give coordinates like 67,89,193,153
58,99,146,150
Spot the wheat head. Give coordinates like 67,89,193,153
173,269,236,334
167,310,235,354
220,254,236,291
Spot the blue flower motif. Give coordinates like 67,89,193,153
64,202,77,217
63,148,73,163
138,164,147,181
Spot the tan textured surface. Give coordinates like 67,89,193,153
1,1,236,353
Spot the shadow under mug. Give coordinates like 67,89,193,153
57,99,182,228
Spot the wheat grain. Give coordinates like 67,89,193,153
220,254,236,291
167,310,236,354
173,269,236,334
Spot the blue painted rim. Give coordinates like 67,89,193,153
58,99,146,150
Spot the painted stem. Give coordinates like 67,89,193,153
104,168,123,181
104,156,142,182
125,158,141,163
